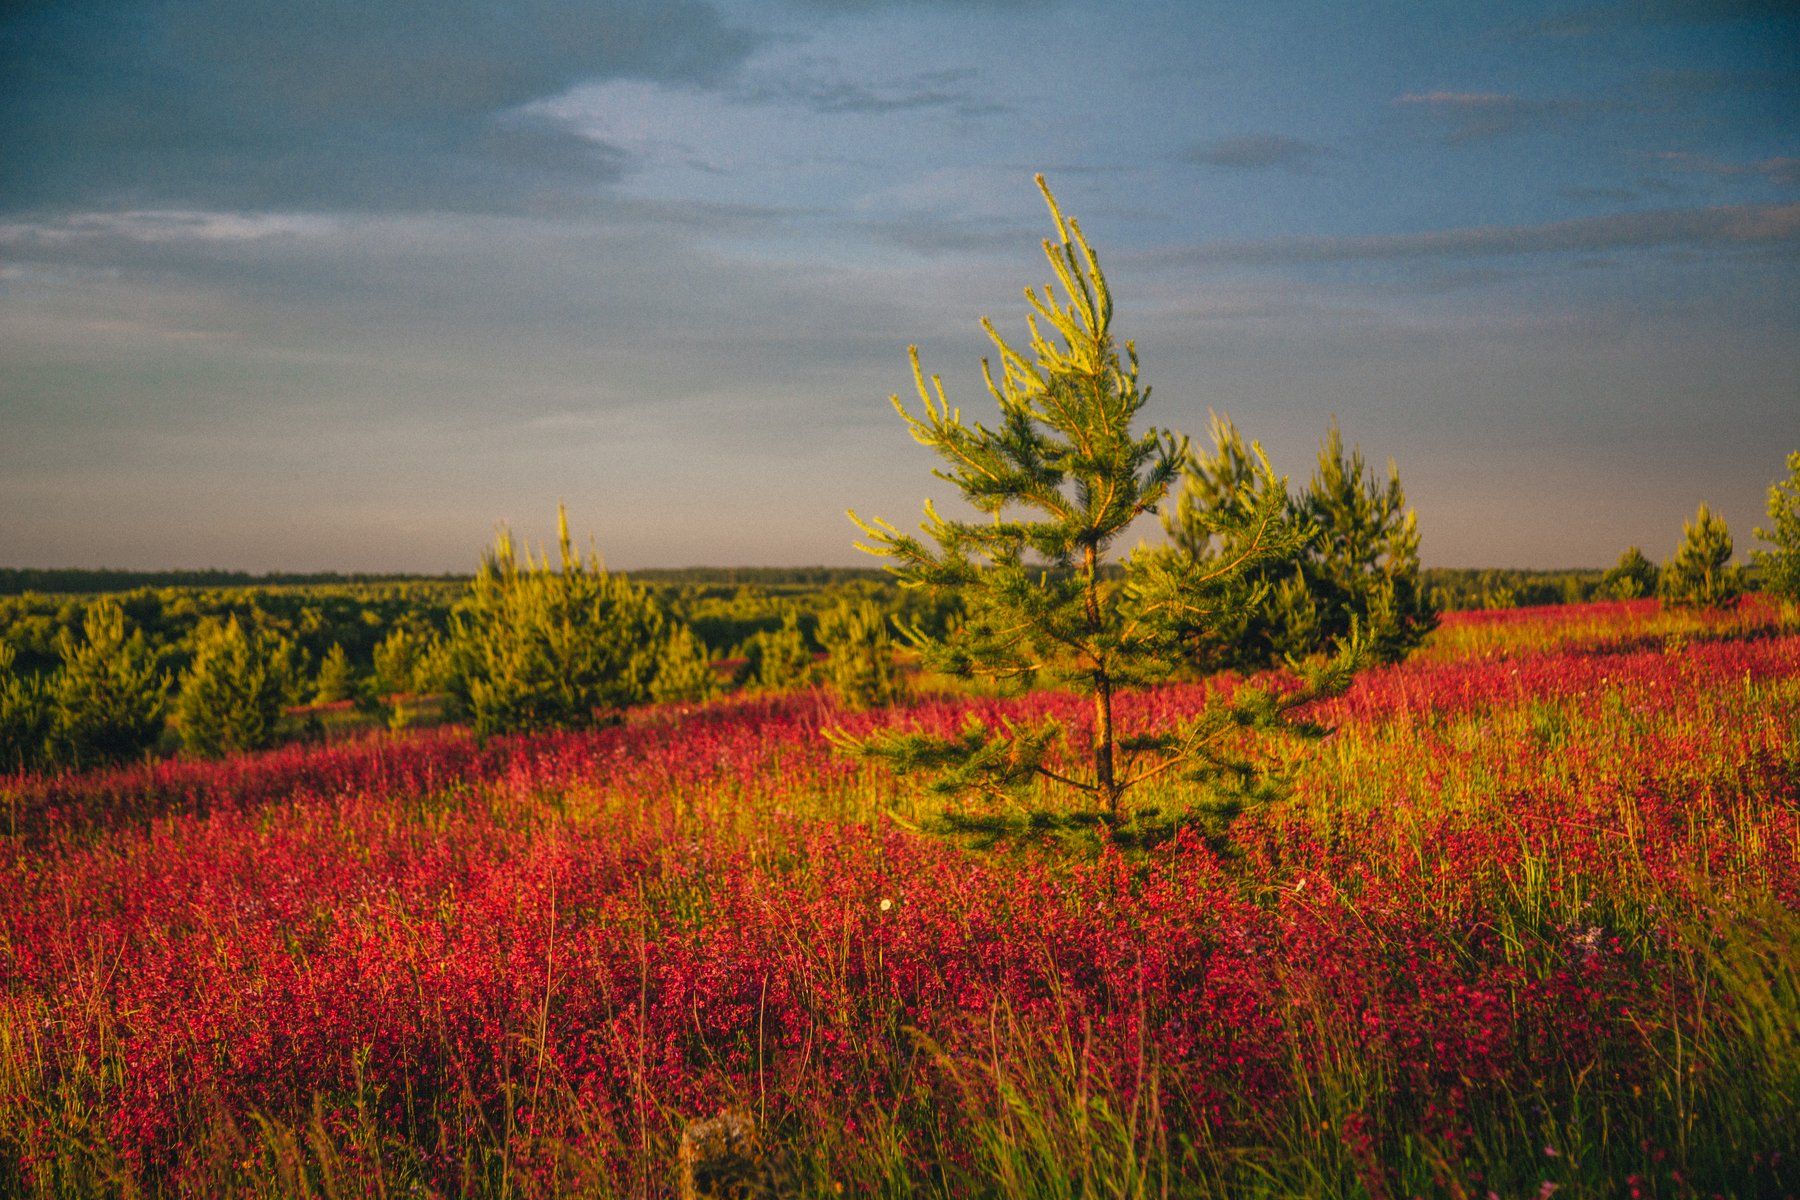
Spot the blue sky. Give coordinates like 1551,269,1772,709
2,0,1795,570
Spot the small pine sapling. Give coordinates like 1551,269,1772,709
49,597,169,769
175,615,295,757
1660,503,1742,610
1752,451,1800,604
817,597,904,710
448,506,667,735
1601,546,1658,600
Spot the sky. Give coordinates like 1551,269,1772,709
1,0,1796,572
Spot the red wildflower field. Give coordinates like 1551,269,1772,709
3,600,1796,1198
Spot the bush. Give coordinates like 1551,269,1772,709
650,625,722,705
1163,414,1435,668
311,643,357,704
748,608,813,693
175,616,297,757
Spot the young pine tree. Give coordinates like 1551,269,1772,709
449,507,667,735
1752,451,1800,603
1601,546,1659,600
836,176,1365,828
0,643,53,774
49,597,169,769
175,616,297,757
1297,420,1435,662
650,625,722,705
1157,412,1295,669
1660,503,1742,610
749,608,813,693
1162,414,1433,667
817,597,904,710
312,643,357,704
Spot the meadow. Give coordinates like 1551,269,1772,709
1,598,1796,1198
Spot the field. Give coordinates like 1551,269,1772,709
2,599,1796,1198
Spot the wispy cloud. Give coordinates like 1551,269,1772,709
1514,0,1796,39
1656,152,1800,187
1186,134,1328,171
736,64,1004,117
1394,90,1590,142
1172,203,1800,265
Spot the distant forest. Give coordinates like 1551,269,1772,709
0,564,1667,609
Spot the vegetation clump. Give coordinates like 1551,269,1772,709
816,597,904,710
47,597,168,770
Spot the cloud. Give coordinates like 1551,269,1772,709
735,64,1005,117
0,0,758,213
1656,152,1800,187
1394,91,1590,143
786,0,1051,9
1186,134,1328,171
1517,0,1797,38
1171,204,1800,265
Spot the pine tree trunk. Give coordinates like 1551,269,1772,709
1085,544,1118,817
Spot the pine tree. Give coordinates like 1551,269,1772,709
1660,504,1742,610
48,597,168,769
175,615,296,757
1601,546,1658,600
448,506,667,735
749,608,813,693
835,176,1364,829
650,625,721,704
1157,412,1291,669
312,643,357,704
1753,451,1800,603
0,643,53,774
817,597,903,710
1161,414,1434,667
1298,420,1435,662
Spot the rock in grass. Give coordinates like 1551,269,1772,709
677,1108,782,1199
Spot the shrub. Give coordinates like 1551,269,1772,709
748,608,813,693
0,644,52,774
1162,413,1435,668
650,625,722,705
311,643,357,704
